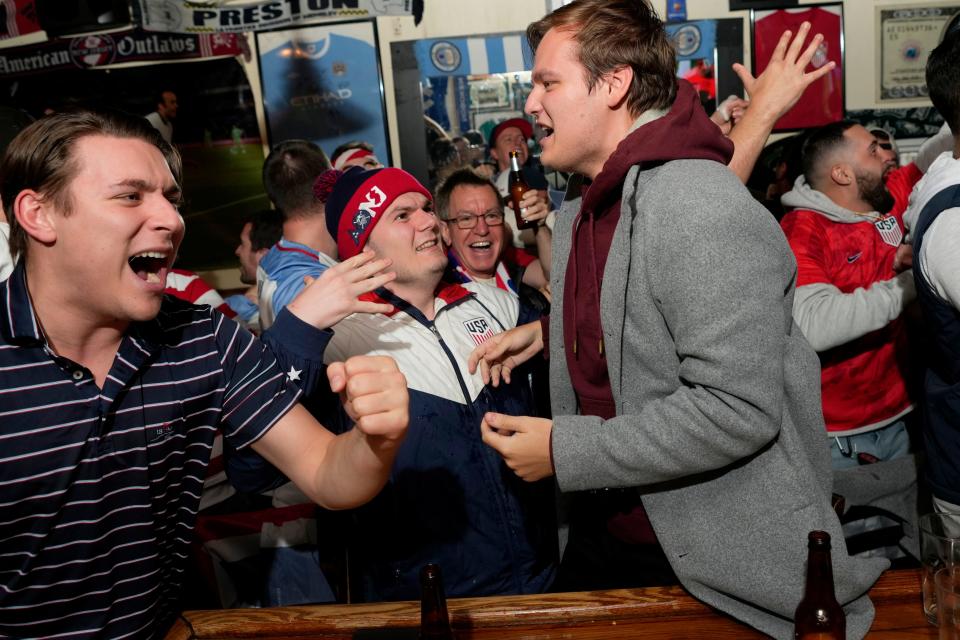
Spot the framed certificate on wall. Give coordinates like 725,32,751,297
877,4,960,101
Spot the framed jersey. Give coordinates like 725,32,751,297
751,3,844,131
256,19,391,165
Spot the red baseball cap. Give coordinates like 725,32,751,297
489,118,533,147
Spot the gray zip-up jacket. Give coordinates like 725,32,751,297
549,159,886,640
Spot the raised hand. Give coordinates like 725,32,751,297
286,250,395,330
732,21,836,123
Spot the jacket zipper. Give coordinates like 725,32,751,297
428,323,471,404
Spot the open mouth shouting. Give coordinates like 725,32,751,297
538,124,555,144
128,250,172,289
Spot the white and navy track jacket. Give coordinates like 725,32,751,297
324,281,557,601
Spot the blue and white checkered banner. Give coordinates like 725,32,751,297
414,34,533,77
665,20,717,61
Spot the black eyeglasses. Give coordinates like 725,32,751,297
447,212,504,229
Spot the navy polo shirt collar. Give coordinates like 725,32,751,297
1,262,42,345
0,261,164,355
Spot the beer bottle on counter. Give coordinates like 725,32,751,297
508,150,537,231
420,563,456,640
794,530,845,640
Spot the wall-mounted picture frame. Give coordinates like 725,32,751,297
751,3,844,131
256,19,391,164
877,3,960,102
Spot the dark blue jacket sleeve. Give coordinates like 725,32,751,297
226,308,335,494
260,307,333,396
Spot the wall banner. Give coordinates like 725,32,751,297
665,20,718,61
0,29,248,78
134,0,421,34
0,0,41,40
413,35,533,78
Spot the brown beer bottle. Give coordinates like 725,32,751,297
420,563,456,640
508,150,537,230
794,530,846,640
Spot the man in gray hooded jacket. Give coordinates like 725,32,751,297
468,1,890,638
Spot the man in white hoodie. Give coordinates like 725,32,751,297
779,120,950,556
901,28,960,518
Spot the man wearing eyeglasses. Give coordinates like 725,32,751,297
436,168,550,310
314,166,558,602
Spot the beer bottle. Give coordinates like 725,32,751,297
508,150,537,230
794,530,846,640
420,563,456,640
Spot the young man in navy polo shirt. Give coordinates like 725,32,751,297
0,109,408,638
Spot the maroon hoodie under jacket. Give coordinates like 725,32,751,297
562,79,733,544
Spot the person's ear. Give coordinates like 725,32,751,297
603,65,634,109
830,163,854,187
14,190,58,245
440,220,452,245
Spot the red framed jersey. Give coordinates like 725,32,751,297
753,5,844,130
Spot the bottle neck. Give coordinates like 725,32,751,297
420,566,451,637
804,546,836,600
510,155,522,173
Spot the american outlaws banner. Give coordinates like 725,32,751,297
0,0,42,40
0,30,248,77
134,0,420,34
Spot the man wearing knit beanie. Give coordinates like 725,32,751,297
320,167,558,602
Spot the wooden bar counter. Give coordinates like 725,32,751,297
166,568,934,639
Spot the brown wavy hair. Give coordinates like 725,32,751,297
527,0,677,118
